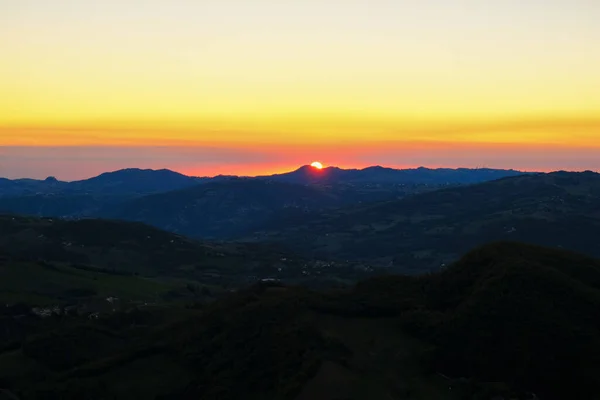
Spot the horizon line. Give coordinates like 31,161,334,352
4,164,597,183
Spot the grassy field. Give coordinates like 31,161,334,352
0,260,174,306
0,214,379,293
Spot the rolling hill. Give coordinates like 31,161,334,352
252,171,600,272
100,178,444,239
67,168,205,195
1,242,599,399
0,166,525,198
315,242,600,399
0,169,208,217
0,176,69,197
0,169,205,197
0,178,441,235
0,166,524,223
0,215,377,300
99,179,346,238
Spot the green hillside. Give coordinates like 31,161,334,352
0,259,172,306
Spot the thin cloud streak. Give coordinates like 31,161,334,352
2,117,600,147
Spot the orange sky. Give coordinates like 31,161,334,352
1,0,599,179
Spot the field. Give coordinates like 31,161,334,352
0,260,173,306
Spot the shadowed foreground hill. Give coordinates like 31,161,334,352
254,171,600,272
1,242,599,399
327,242,600,399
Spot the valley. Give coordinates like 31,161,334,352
1,167,600,399
4,1,597,397
253,171,600,272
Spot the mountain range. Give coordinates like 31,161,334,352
0,165,525,197
0,169,206,197
2,165,600,399
0,166,526,239
264,164,525,185
3,167,600,274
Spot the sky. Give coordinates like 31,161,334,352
1,0,599,179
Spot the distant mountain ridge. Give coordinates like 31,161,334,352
0,165,528,197
68,168,203,194
0,166,529,226
263,165,526,185
0,168,206,197
2,168,598,257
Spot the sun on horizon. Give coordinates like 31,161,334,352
311,162,324,170
1,1,599,179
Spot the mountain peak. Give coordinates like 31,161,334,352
294,165,314,172
264,165,526,185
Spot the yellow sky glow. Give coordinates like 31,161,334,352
1,0,599,153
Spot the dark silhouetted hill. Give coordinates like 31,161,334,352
0,166,526,225
0,177,69,197
333,242,600,399
0,166,524,198
0,168,204,198
67,168,204,194
263,165,525,185
2,242,600,399
254,171,600,271
101,179,367,238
